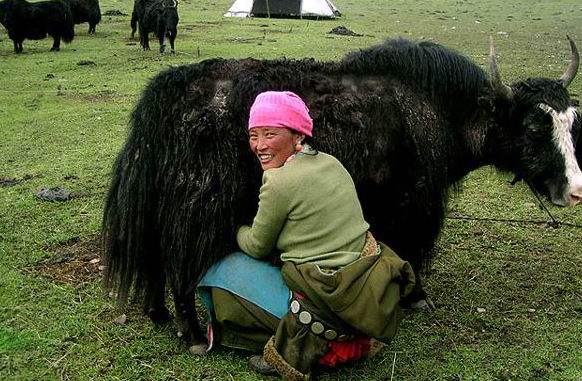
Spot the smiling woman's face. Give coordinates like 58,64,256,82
248,127,301,170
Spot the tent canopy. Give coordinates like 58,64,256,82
224,0,341,19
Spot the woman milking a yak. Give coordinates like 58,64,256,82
103,37,582,380
194,90,415,380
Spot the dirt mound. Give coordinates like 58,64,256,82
103,10,127,16
35,187,72,201
328,26,363,37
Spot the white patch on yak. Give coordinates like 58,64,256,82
212,80,231,116
538,103,582,205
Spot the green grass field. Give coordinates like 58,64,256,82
1,0,581,380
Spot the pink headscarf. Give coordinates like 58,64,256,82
248,91,313,137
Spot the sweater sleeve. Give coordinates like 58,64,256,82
236,171,290,259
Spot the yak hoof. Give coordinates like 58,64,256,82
148,307,173,325
50,47,60,52
409,296,435,311
189,343,209,356
171,49,175,55
160,45,166,54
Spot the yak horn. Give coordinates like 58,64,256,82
559,35,579,88
489,36,513,100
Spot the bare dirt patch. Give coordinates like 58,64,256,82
27,236,103,286
0,177,21,187
0,174,37,187
66,89,119,103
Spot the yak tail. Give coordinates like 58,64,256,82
130,11,138,35
102,62,251,312
101,118,163,310
95,5,102,24
62,25,75,43
101,66,192,311
62,5,75,43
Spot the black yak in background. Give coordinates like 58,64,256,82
0,0,74,53
65,0,101,34
130,0,178,54
102,37,582,346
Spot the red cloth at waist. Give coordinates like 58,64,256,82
318,336,371,367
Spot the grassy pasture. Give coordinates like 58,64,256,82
1,0,581,380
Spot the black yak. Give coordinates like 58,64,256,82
102,37,582,346
0,0,74,53
130,0,178,54
65,0,101,34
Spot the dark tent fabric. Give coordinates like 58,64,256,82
251,0,301,17
224,0,341,19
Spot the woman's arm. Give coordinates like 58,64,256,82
236,172,290,259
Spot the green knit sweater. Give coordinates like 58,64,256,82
236,150,369,268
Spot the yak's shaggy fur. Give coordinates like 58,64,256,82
65,0,101,34
0,0,74,53
103,38,580,343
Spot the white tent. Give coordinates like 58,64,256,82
224,0,341,19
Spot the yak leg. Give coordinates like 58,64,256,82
50,35,61,51
12,39,21,54
360,183,437,311
10,34,23,53
172,287,206,347
402,251,434,310
88,22,96,35
374,227,433,310
382,212,436,310
394,203,441,311
146,272,173,325
137,22,149,50
169,32,176,54
159,33,166,54
142,31,150,51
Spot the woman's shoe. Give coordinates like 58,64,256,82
249,355,278,376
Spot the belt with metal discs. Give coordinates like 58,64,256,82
289,297,353,341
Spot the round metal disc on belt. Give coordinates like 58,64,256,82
338,334,350,342
298,311,312,324
290,300,300,314
324,329,338,340
311,322,324,335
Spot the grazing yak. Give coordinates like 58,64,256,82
130,0,178,54
0,0,74,53
65,0,101,34
102,37,582,346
